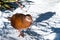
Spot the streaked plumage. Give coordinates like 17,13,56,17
8,13,32,37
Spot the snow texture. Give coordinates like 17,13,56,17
0,0,60,40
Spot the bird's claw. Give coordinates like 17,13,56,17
18,32,24,37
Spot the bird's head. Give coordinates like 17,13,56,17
25,14,32,23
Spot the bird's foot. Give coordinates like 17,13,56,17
18,32,24,37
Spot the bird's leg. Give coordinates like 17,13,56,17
18,30,24,37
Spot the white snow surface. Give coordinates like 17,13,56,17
0,0,60,40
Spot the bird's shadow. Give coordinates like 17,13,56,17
35,12,55,22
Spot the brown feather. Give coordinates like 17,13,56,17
8,13,32,37
10,13,32,30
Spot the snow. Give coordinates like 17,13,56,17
44,33,56,40
0,0,60,40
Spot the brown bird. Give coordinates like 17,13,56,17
8,13,32,37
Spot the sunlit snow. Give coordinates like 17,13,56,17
0,0,60,40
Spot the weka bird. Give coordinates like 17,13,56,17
8,13,32,37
